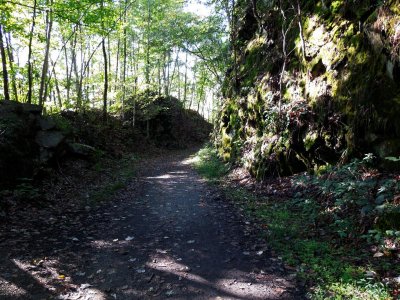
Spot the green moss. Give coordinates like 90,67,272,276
390,0,400,15
330,0,344,15
304,131,319,151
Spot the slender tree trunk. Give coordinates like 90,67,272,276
27,0,37,103
43,70,50,106
157,59,162,95
169,48,180,95
102,39,108,119
162,51,167,94
52,63,62,108
101,0,108,120
107,36,112,107
5,32,18,102
39,0,53,106
115,38,120,93
183,51,188,105
294,0,306,60
145,0,151,86
0,25,10,101
71,29,82,107
165,51,171,95
177,63,180,100
189,82,195,109
252,0,262,28
231,0,239,94
121,0,127,117
107,35,111,89
63,37,71,103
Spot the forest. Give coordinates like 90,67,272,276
1,0,400,299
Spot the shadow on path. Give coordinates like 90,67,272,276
0,150,304,299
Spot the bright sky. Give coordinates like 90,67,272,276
184,0,212,18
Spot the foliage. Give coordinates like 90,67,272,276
0,0,227,117
192,144,229,181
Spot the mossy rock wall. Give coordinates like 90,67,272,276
216,0,400,179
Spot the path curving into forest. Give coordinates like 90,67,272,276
0,150,304,299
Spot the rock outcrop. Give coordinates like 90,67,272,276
0,101,68,187
216,0,400,178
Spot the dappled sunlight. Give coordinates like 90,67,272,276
0,151,301,299
8,257,109,300
146,252,289,299
12,258,60,289
146,174,175,179
0,276,27,297
181,156,200,165
90,239,117,249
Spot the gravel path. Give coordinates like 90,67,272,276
0,150,304,299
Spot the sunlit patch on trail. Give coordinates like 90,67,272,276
11,258,108,299
0,276,28,297
146,253,289,299
181,156,199,165
146,174,174,179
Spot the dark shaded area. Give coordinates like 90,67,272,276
0,93,211,189
126,92,212,149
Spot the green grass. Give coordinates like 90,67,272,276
227,189,392,300
192,144,229,181
192,145,394,300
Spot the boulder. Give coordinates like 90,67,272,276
38,117,56,131
35,131,65,149
68,142,96,157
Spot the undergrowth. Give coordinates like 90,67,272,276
88,153,139,203
192,144,229,182
193,145,400,300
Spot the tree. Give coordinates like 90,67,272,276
0,0,227,119
39,0,54,106
27,0,37,104
0,24,10,101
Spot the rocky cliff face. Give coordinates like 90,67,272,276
216,0,400,178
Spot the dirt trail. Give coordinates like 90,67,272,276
0,150,303,299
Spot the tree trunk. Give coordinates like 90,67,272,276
121,0,128,117
63,36,71,104
157,59,162,95
71,29,82,107
102,39,108,120
5,32,18,102
39,0,53,106
145,0,151,86
101,0,108,120
115,38,120,93
52,64,62,108
183,51,188,106
162,51,167,94
0,25,10,101
169,48,180,95
27,0,37,104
